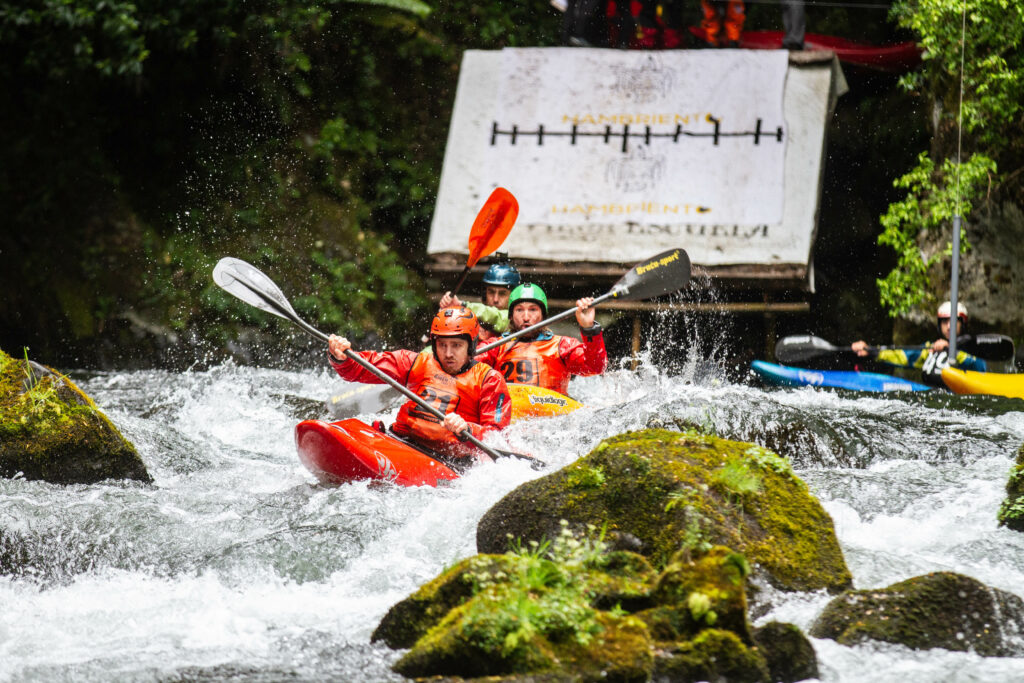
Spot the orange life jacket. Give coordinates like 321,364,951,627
491,338,572,395
393,351,490,451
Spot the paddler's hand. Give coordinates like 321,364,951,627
932,338,949,353
851,341,869,357
443,413,469,436
439,291,463,309
328,335,351,362
575,297,596,328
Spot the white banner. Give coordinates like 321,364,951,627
430,48,841,267
490,48,787,227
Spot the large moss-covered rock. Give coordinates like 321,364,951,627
0,349,151,484
810,571,1024,656
376,528,815,682
477,429,851,593
998,442,1024,531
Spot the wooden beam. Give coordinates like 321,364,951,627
428,293,809,314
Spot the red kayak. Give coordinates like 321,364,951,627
295,419,460,487
688,28,922,73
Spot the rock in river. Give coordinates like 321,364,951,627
0,348,151,484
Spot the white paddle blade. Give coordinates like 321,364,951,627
212,257,298,321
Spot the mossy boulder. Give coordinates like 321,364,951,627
998,442,1024,531
0,349,151,484
375,528,816,682
372,554,522,649
810,571,1024,656
753,621,820,683
639,547,753,642
652,629,769,683
477,429,851,593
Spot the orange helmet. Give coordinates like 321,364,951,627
431,306,479,353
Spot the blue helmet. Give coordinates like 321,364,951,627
483,262,520,288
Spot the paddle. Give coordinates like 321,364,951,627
212,256,537,465
449,187,519,297
475,248,692,355
774,334,1016,365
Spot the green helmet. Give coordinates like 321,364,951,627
509,283,548,317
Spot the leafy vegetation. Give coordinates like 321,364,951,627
0,0,560,365
877,0,1023,315
464,521,610,658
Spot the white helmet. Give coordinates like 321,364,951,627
937,301,968,320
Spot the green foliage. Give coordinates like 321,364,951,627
742,444,794,477
876,152,996,315
878,0,1022,315
712,457,763,502
892,0,1024,149
567,465,607,489
0,0,559,362
466,521,611,657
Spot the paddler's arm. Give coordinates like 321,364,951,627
327,335,417,384
464,302,510,334
465,368,512,439
931,338,987,370
438,294,509,334
874,347,924,368
559,297,608,376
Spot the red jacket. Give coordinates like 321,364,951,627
329,349,511,457
477,329,607,395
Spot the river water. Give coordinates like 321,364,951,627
3,358,1024,682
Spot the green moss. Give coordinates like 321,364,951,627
477,429,851,593
753,621,820,683
371,553,518,648
998,443,1024,531
0,348,151,484
643,546,753,641
810,571,1024,656
654,629,770,683
393,525,657,680
567,464,607,489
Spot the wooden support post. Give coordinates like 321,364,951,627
631,313,642,370
764,293,776,361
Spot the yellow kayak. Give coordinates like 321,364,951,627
509,384,584,422
327,382,583,422
941,367,1024,399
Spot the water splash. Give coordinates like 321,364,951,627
1,362,1024,680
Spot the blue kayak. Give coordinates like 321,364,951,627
751,360,932,393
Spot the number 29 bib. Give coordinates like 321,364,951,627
493,338,572,395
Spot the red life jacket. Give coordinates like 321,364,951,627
491,338,573,395
393,351,491,451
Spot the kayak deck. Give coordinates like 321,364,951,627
326,383,583,422
295,418,460,487
941,367,1024,399
509,384,584,421
752,360,931,393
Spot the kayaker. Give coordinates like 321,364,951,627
438,261,520,343
327,306,511,463
851,300,986,386
476,283,607,395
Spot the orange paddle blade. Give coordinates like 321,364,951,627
466,187,518,267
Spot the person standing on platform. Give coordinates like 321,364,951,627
700,0,745,48
781,0,805,50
